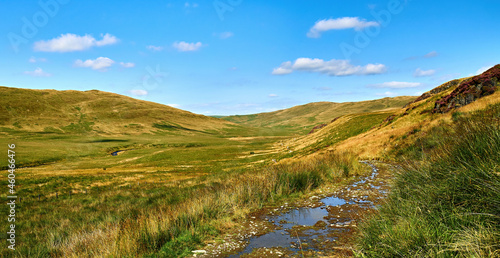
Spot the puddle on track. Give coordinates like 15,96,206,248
227,161,393,257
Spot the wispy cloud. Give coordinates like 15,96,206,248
34,33,118,52
315,86,332,91
269,94,278,97
24,67,51,77
214,31,234,39
74,57,115,71
370,81,422,88
146,45,164,51
376,91,398,97
28,56,47,63
184,2,198,8
172,41,203,52
120,62,135,68
414,68,436,77
433,73,461,83
406,51,439,60
272,58,386,76
424,51,438,58
307,17,379,38
129,89,148,96
167,104,181,108
476,65,493,75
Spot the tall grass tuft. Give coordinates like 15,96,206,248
357,103,500,257
11,151,364,257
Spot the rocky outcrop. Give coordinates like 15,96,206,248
308,123,328,134
404,79,461,108
308,117,341,134
433,65,500,113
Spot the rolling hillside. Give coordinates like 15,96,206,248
222,96,415,134
0,86,236,135
282,64,500,160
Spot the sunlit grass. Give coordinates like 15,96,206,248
0,141,365,257
357,103,500,257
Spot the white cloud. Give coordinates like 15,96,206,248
476,65,493,75
34,33,118,52
269,94,278,97
424,51,438,58
172,41,202,52
272,61,293,75
370,81,422,89
307,17,379,38
272,58,386,76
147,45,164,51
167,104,181,108
94,33,118,46
216,31,234,39
363,63,387,74
24,67,51,77
414,68,436,77
129,89,148,96
74,57,115,71
29,56,47,63
120,62,135,68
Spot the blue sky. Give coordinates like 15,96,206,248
1,0,499,115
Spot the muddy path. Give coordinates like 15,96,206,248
193,161,395,257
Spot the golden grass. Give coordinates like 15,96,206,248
456,90,500,113
11,150,364,257
272,77,500,161
329,84,500,159
448,225,500,257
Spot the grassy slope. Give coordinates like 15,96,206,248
328,65,500,159
0,86,288,171
352,65,500,256
357,102,500,257
222,96,415,134
0,86,235,135
270,68,500,256
0,88,297,257
277,111,395,159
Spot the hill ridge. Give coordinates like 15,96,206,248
222,96,416,134
0,86,234,135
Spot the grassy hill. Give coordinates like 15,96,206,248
0,86,235,135
222,96,415,134
276,65,500,160
356,65,500,257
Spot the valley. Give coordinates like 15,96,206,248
0,65,499,257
